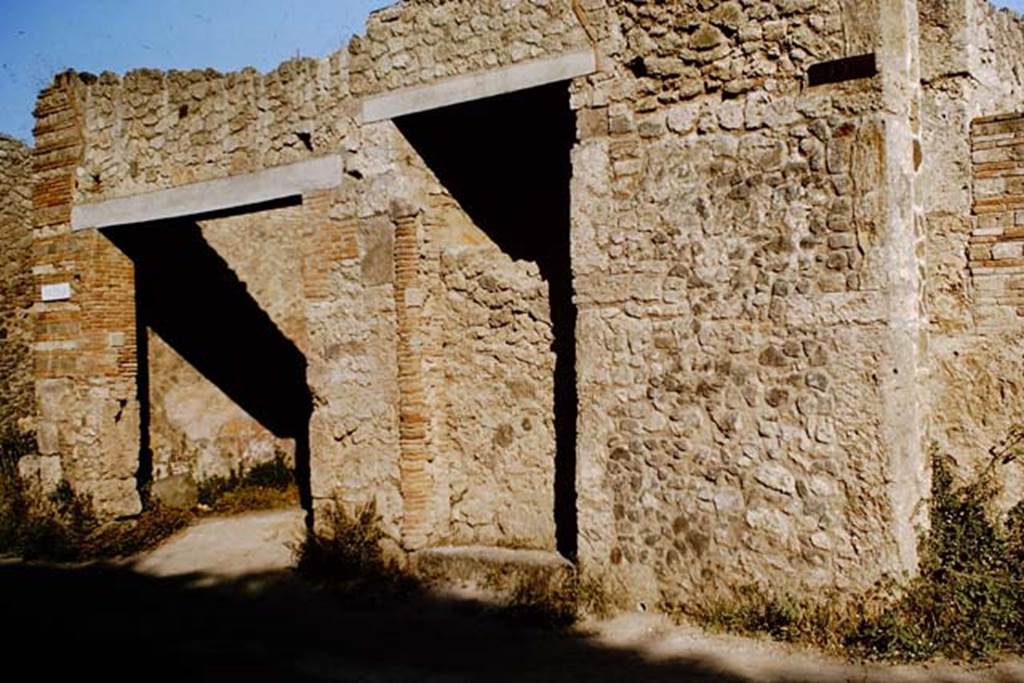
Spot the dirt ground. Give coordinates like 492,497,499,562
1,509,1021,682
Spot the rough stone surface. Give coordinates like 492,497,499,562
439,247,556,550
14,0,1024,609
0,136,33,435
920,0,1024,515
410,545,573,599
150,473,199,510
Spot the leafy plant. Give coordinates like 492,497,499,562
847,453,1024,661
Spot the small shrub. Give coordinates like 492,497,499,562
684,583,883,654
210,485,298,514
505,573,579,627
197,470,241,508
846,454,1024,662
243,455,294,490
87,504,192,558
294,500,412,595
0,428,35,553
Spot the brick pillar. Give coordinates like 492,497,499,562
391,200,432,550
968,112,1024,330
31,73,141,517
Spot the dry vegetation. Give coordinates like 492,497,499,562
0,429,190,561
195,452,299,515
678,446,1024,663
294,500,612,624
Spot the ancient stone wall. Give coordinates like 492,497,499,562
970,0,1024,112
568,0,926,602
27,0,946,604
438,247,557,550
349,0,591,98
27,75,142,514
30,60,400,521
75,59,352,202
921,0,1024,513
0,136,33,435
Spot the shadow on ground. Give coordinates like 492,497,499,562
0,560,748,682
2,558,1018,683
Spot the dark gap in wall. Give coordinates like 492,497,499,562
807,53,877,87
133,262,153,507
395,81,579,560
104,222,313,516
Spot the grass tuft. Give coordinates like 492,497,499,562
294,500,415,597
503,571,612,628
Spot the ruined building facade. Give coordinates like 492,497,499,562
2,0,1023,604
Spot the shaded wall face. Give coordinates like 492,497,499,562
0,138,33,435
144,205,309,485
102,204,313,510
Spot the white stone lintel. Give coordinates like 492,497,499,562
361,49,598,123
71,155,343,231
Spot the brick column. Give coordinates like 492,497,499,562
969,112,1024,330
31,73,141,517
391,200,432,550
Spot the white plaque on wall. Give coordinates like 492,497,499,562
41,282,72,302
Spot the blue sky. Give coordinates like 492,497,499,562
0,0,390,141
1,0,1022,142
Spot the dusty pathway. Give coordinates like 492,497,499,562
132,508,306,580
2,510,1021,682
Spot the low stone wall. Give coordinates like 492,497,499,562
0,136,33,435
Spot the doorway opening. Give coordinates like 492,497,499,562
104,204,312,518
395,80,578,559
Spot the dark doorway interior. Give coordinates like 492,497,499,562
395,81,579,559
103,212,313,515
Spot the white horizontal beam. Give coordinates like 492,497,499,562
71,155,343,230
361,49,597,123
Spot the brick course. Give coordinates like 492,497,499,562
970,112,1024,327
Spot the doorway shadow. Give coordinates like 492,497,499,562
104,217,313,515
395,81,579,559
